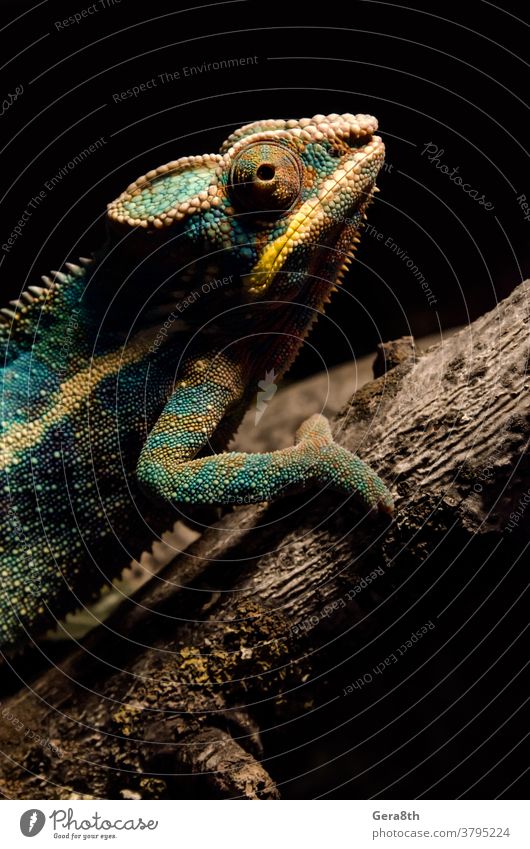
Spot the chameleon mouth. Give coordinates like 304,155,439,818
242,135,385,297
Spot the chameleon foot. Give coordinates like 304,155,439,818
294,414,394,514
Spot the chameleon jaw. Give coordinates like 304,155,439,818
242,198,323,296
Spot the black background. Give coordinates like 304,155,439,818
0,0,528,800
1,0,529,372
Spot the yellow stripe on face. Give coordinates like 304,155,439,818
243,199,323,295
0,335,155,470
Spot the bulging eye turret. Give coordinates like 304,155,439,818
228,142,302,215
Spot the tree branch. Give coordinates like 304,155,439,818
1,280,529,799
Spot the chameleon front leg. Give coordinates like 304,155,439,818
137,371,393,513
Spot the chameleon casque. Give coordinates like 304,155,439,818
0,112,393,651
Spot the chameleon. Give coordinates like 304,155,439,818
0,112,393,652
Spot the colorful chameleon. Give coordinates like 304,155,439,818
0,112,392,650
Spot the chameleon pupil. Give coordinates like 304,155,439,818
256,163,275,181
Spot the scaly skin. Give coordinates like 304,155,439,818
0,112,392,651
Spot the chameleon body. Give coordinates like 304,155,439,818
0,113,392,651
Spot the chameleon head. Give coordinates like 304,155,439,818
107,113,384,302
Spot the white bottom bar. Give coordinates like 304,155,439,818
3,799,529,848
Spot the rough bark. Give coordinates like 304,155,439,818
0,281,529,800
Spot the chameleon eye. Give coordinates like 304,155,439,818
228,142,302,214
